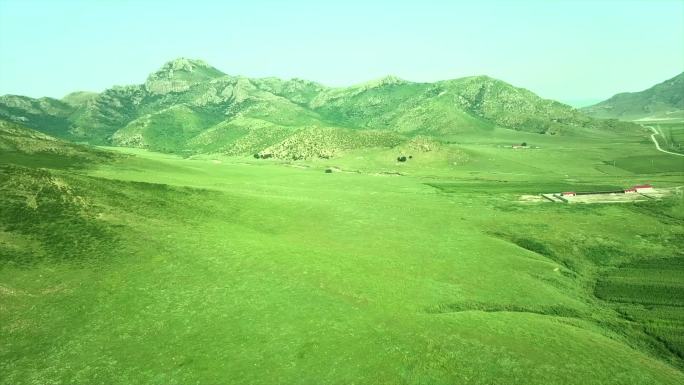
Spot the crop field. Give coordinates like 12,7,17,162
2,123,684,385
596,258,684,307
596,257,684,358
655,122,684,154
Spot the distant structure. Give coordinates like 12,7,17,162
543,184,659,204
562,185,654,197
633,184,654,193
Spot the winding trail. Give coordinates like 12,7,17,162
643,125,684,157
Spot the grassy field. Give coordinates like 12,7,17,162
1,125,684,384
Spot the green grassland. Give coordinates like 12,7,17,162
1,118,683,384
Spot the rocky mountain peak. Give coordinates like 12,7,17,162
155,58,213,76
145,58,225,95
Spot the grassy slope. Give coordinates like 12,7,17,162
112,105,225,153
0,119,114,167
1,121,683,384
0,96,75,139
582,72,684,120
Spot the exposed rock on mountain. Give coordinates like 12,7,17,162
0,58,637,158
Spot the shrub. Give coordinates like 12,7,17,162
513,237,553,257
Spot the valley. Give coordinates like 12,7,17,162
1,110,683,383
1,0,683,381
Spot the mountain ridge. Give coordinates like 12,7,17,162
582,72,684,120
0,58,636,158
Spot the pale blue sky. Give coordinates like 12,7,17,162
0,0,682,106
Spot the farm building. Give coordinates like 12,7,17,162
541,184,664,204
633,184,654,193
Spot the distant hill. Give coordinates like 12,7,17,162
582,72,684,120
62,91,99,107
0,95,74,138
0,119,113,167
0,58,635,159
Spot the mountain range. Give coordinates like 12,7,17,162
0,58,638,159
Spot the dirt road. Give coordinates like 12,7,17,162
643,125,684,157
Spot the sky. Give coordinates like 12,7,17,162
0,0,682,106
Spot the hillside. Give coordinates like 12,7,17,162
0,58,636,158
0,119,114,168
582,72,684,120
0,95,75,138
61,91,99,107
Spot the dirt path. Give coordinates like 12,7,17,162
643,125,684,157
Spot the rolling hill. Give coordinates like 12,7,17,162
2,120,683,384
0,95,75,139
0,119,115,167
0,58,636,158
582,72,684,120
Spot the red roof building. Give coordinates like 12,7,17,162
633,184,654,193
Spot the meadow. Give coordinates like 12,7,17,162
1,124,683,384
